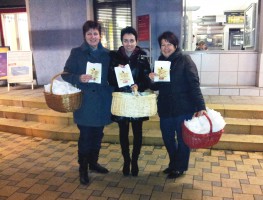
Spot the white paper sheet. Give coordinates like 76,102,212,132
114,64,134,88
154,61,171,82
86,62,102,84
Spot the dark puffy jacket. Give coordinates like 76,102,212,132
150,49,206,118
62,42,113,127
108,46,151,121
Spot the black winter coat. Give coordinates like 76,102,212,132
108,46,151,122
150,49,206,118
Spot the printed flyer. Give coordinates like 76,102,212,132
114,64,134,88
86,62,102,84
154,61,171,82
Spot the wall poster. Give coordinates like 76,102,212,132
0,46,10,80
137,14,152,66
7,51,34,90
137,15,150,41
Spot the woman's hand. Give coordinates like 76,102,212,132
131,84,138,92
80,74,93,83
149,72,156,81
195,110,207,117
131,84,138,96
118,64,125,68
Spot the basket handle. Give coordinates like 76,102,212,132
50,72,69,94
204,112,213,133
195,112,213,133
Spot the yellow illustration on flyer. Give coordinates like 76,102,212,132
157,67,167,80
89,68,99,81
86,62,102,84
119,71,130,83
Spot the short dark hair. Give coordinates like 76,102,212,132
82,20,101,38
158,31,179,48
121,26,138,41
198,40,205,45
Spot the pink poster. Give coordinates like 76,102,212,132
0,53,7,78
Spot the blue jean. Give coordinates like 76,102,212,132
160,113,193,171
77,125,104,155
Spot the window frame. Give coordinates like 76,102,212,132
93,0,132,50
0,8,26,47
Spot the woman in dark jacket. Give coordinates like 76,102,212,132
62,21,113,185
149,31,206,179
108,26,151,176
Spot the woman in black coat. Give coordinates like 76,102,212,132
149,31,206,179
108,26,151,176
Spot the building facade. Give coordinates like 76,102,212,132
1,0,263,95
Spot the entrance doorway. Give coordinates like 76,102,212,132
0,8,30,51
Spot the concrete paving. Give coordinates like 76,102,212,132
0,131,263,200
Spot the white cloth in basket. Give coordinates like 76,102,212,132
44,80,81,95
184,107,226,134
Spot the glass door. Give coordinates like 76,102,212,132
0,8,30,51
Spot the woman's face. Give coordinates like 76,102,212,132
122,33,137,53
160,39,176,58
85,28,100,48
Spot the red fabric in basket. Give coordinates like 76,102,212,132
182,113,224,148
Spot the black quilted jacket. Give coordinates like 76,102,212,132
150,48,206,118
108,46,151,121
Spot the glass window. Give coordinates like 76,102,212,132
183,0,259,51
93,0,132,50
1,12,30,51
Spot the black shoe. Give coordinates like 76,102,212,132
79,171,89,185
167,170,184,179
78,154,89,185
79,165,89,185
89,163,109,174
163,167,172,174
89,150,109,174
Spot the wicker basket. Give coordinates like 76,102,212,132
111,92,157,117
182,113,224,148
44,72,82,113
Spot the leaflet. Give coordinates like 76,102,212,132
154,61,171,82
114,64,134,88
86,62,102,84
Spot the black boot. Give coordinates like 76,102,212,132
122,154,131,176
89,150,109,174
131,154,139,176
130,121,142,177
78,154,89,185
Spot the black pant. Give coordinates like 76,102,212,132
118,121,143,158
77,125,104,155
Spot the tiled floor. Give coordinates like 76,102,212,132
0,131,263,200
